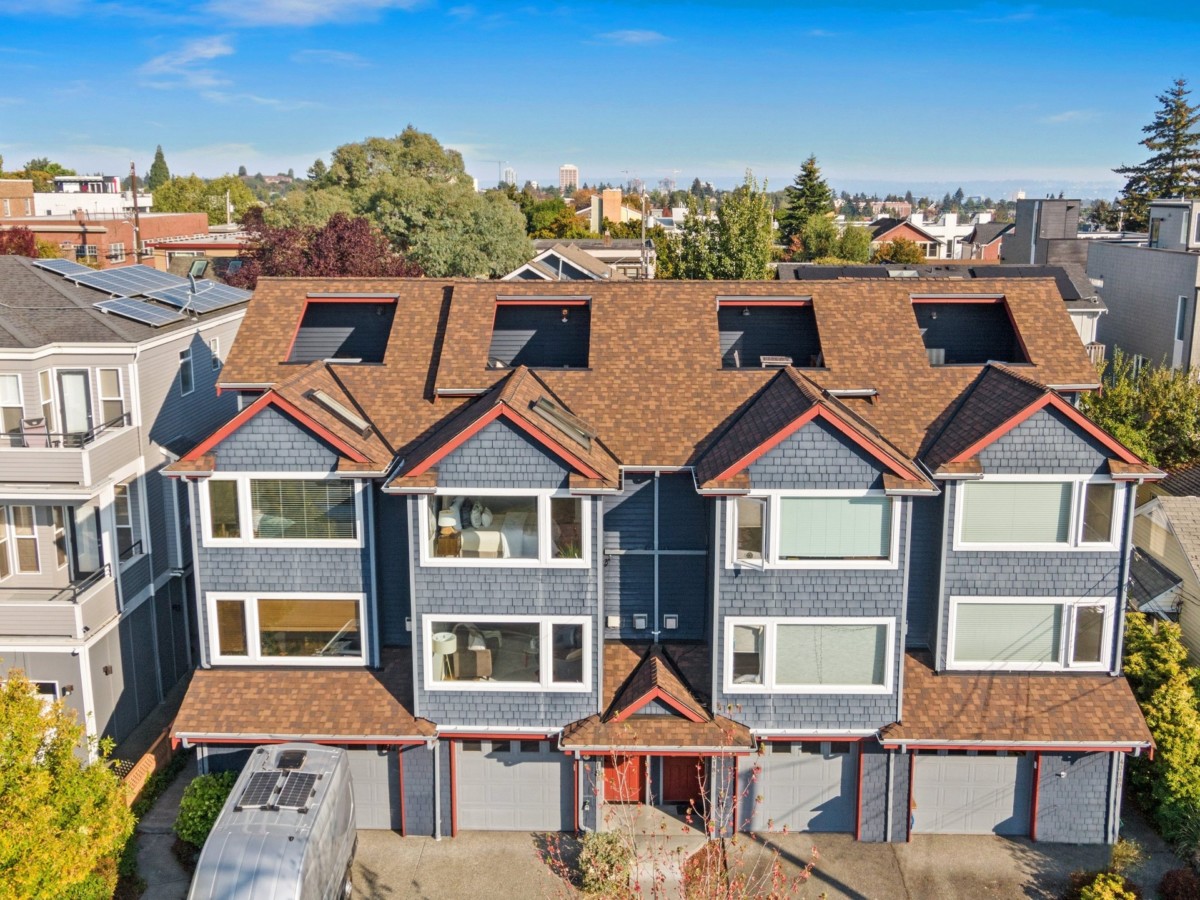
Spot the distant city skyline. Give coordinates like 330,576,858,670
1,1,1197,201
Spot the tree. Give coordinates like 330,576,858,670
1086,199,1123,231
1115,79,1200,231
713,171,774,279
837,224,872,262
237,165,248,177
1078,348,1200,469
262,187,354,228
0,227,37,257
872,237,926,264
17,158,75,192
777,156,833,246
798,215,838,261
152,174,257,225
0,669,134,898
307,158,327,183
146,145,170,191
228,208,422,289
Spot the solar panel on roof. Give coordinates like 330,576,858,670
32,258,94,277
71,265,187,296
236,771,282,810
144,280,251,313
276,772,318,811
93,298,186,327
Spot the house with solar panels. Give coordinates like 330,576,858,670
0,255,250,757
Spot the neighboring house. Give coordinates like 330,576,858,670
145,227,252,280
908,212,992,260
531,238,654,280
1089,198,1200,371
867,218,942,259
0,255,248,755
167,274,1154,844
776,262,1107,355
587,189,643,235
961,221,1014,260
0,211,210,269
34,175,153,218
503,243,622,282
1134,463,1200,658
0,179,35,218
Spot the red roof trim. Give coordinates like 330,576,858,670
495,299,590,307
911,297,1005,304
948,392,1142,465
184,392,371,463
611,687,707,723
303,296,399,304
403,404,603,480
718,299,812,307
712,406,922,483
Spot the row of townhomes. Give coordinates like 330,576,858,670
164,273,1156,843
0,256,247,751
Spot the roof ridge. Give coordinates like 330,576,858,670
987,362,1051,394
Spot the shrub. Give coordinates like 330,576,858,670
1080,872,1139,900
1161,868,1200,900
174,771,237,848
1110,838,1146,876
578,831,633,898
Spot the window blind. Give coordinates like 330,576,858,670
251,480,356,539
774,623,887,686
954,602,1062,663
778,496,891,559
960,482,1071,543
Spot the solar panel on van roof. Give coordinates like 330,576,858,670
236,771,282,810
277,772,318,811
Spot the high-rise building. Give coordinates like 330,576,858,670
559,164,579,194
502,167,516,187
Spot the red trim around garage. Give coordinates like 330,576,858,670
449,741,458,838
854,747,864,841
573,756,580,833
397,747,407,836
1029,752,1041,841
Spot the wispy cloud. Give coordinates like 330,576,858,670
201,90,319,111
971,6,1038,24
1040,109,1098,124
0,96,24,106
204,0,422,27
448,4,475,21
290,48,369,67
139,36,233,90
595,29,670,45
805,28,837,37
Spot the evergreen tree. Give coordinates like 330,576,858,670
1115,78,1200,231
777,155,833,246
146,145,170,191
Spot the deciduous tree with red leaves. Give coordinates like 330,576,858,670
0,227,37,257
227,207,422,289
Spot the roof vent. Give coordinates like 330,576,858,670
305,388,373,437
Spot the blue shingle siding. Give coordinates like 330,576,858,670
859,743,887,841
1035,751,1117,844
976,408,1110,475
937,481,1123,667
905,495,942,649
747,419,885,490
890,750,911,842
401,744,435,836
376,490,411,647
437,420,570,490
438,741,452,835
215,406,340,473
715,499,907,730
410,500,599,728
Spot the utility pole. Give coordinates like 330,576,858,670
129,161,142,261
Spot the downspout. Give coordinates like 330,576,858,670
1112,480,1141,676
711,499,722,706
652,472,660,642
596,498,605,715
187,478,209,668
409,496,420,718
365,484,380,668
884,747,894,842
897,498,913,722
1107,751,1123,843
933,484,952,671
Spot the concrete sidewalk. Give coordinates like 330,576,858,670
133,753,196,900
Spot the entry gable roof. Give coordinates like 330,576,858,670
607,644,707,723
693,367,931,490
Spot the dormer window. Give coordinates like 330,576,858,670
717,297,823,369
911,296,1027,366
487,297,590,369
287,296,397,364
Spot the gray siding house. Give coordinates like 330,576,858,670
170,276,1153,844
0,255,246,754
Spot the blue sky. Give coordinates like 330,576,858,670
1,0,1198,197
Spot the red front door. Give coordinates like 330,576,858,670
604,755,645,802
662,756,704,805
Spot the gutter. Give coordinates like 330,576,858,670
177,732,432,745
562,744,757,755
881,739,1151,753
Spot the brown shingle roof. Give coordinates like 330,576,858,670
218,278,1100,471
173,648,435,741
922,365,1048,469
880,653,1151,748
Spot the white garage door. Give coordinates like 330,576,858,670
456,739,572,831
758,742,856,833
912,751,1033,835
345,747,400,830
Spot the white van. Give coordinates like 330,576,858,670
188,743,357,900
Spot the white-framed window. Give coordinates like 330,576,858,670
199,474,363,548
52,506,68,569
0,512,10,581
947,596,1115,671
97,368,125,427
37,370,54,433
724,616,895,694
11,505,38,573
179,348,194,396
209,337,221,371
108,243,125,263
954,477,1120,551
423,615,590,692
207,592,367,666
727,491,899,569
113,479,142,561
420,490,589,568
0,374,23,436
76,245,98,261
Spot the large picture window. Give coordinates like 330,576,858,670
425,616,589,691
730,492,897,569
957,479,1119,549
725,617,894,693
207,593,365,665
201,475,362,547
422,491,588,567
948,597,1114,671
